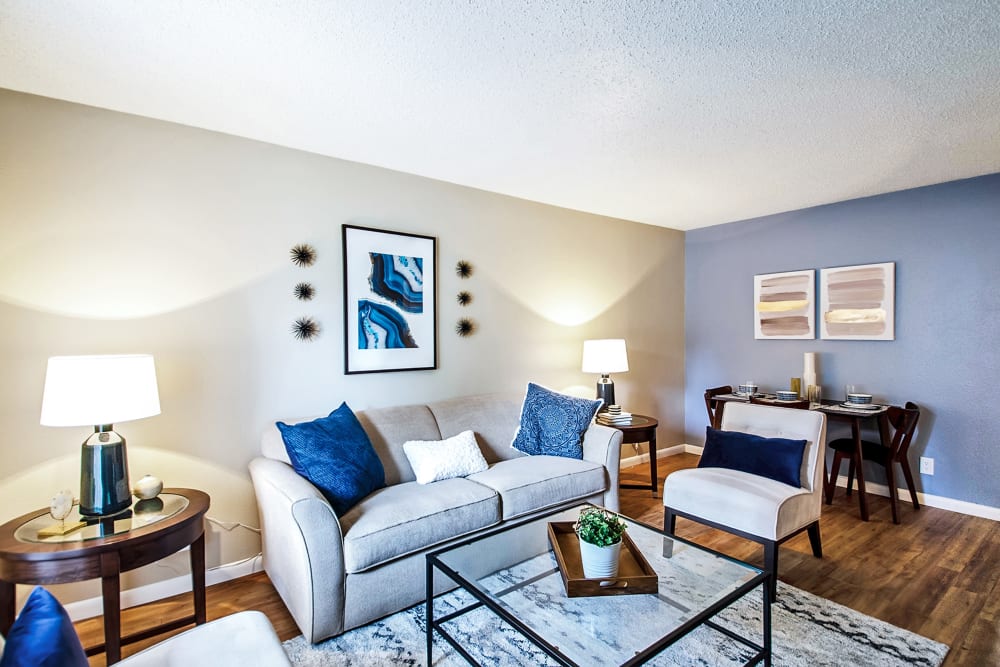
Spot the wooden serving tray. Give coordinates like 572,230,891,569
547,521,659,597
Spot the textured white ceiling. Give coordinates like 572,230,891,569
1,1,998,230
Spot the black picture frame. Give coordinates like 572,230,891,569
342,224,437,374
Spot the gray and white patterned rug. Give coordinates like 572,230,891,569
283,580,948,666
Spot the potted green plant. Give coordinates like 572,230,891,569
574,507,628,578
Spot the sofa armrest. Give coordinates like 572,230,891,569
249,457,347,643
581,423,623,512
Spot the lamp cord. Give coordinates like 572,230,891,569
206,516,261,534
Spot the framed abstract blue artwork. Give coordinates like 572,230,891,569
342,224,437,374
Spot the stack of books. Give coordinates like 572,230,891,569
597,405,632,426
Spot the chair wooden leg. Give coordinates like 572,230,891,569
663,508,677,536
763,540,778,601
807,522,822,558
846,457,856,497
900,459,921,510
826,452,842,504
886,461,900,524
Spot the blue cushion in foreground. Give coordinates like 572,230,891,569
277,403,386,516
512,383,602,459
0,587,88,667
698,427,807,488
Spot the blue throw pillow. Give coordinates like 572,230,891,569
277,403,386,516
511,383,602,459
0,587,88,667
699,427,807,488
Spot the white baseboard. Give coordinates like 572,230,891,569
63,554,263,622
653,444,1000,522
619,443,702,469
619,444,686,468
829,474,1000,521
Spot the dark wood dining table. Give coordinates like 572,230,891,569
708,393,891,521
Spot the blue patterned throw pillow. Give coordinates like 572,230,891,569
0,587,88,667
277,403,386,516
511,383,602,459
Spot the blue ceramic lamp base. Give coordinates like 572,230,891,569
80,425,132,517
596,376,616,413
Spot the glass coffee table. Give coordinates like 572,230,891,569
426,504,770,666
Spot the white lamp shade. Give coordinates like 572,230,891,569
40,354,161,426
581,339,629,374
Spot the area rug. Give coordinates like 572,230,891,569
283,580,948,667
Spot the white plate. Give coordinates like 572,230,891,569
839,402,880,410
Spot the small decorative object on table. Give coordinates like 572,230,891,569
775,390,799,402
38,489,86,537
49,489,74,521
738,381,758,396
575,507,628,578
133,474,163,500
804,352,818,400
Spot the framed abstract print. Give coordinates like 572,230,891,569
342,225,437,373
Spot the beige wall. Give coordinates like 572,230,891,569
0,88,684,604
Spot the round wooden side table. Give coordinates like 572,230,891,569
0,488,210,664
607,415,659,497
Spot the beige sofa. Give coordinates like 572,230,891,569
249,393,622,643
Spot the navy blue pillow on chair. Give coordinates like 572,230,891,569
277,402,386,516
0,587,88,667
511,383,602,459
699,427,807,488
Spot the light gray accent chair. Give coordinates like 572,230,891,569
249,393,622,643
662,402,827,599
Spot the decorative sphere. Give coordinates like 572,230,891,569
50,490,74,521
133,474,163,500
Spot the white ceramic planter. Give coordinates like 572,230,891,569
578,538,622,579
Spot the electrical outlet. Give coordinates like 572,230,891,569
920,457,934,475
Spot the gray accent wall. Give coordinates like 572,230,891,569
685,173,1000,508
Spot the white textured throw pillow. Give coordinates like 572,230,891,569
402,430,489,484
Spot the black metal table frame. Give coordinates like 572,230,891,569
425,505,772,667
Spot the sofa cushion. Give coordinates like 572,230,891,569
355,404,442,485
339,478,500,573
663,467,815,540
428,393,524,463
699,426,807,488
467,456,607,520
276,403,386,516
403,430,488,484
0,587,88,667
511,383,602,459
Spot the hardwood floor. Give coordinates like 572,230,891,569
76,453,998,665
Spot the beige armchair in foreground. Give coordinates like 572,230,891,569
662,402,827,599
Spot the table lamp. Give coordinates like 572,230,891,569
581,339,629,411
40,354,161,517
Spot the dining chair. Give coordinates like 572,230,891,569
750,396,810,410
704,385,733,429
826,402,921,524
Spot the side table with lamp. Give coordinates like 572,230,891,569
581,339,661,497
0,354,211,664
